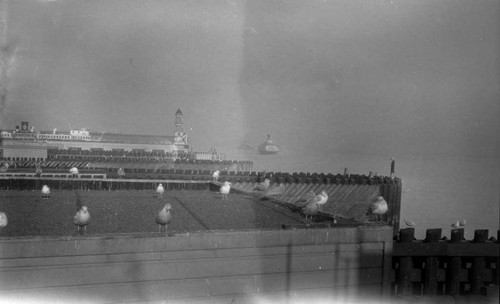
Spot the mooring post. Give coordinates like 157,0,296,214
424,228,442,295
447,228,464,295
398,228,415,296
470,229,489,295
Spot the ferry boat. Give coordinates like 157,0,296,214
257,134,280,155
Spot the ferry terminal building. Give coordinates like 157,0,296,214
0,109,190,162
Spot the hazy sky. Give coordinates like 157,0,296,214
1,0,499,156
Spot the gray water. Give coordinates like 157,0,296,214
225,147,499,239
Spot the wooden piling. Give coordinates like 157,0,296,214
447,228,464,295
398,228,415,295
470,230,489,295
424,229,441,295
393,227,499,298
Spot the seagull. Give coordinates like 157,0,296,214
73,206,90,235
301,190,329,223
220,181,231,200
117,168,126,178
0,212,7,229
254,178,270,192
156,203,173,233
0,163,9,173
370,196,388,215
451,220,466,229
212,170,220,181
156,183,165,198
366,196,389,220
69,167,79,177
41,185,50,200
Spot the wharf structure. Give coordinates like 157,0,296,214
0,167,498,302
0,109,253,172
0,109,190,160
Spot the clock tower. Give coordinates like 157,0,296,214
173,108,188,146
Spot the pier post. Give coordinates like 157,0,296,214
398,228,415,295
470,230,489,295
424,228,441,295
447,228,464,295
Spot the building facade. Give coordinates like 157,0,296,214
0,109,190,161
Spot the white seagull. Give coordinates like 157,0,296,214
156,183,165,198
301,190,329,223
254,178,270,192
41,185,51,200
220,181,231,200
451,220,466,229
73,206,90,235
117,168,126,178
69,167,79,177
0,163,9,173
0,212,7,229
212,170,220,181
156,203,173,233
368,196,389,221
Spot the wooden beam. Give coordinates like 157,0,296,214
393,242,500,257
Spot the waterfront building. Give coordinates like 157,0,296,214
0,109,191,162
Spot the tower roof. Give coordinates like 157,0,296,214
175,108,183,115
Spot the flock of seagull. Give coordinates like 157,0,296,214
0,169,466,235
214,172,389,224
0,183,173,235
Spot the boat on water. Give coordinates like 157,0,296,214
257,134,280,155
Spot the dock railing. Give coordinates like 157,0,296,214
392,228,499,298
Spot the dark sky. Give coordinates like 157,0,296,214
1,0,498,156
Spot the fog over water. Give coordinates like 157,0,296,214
1,0,499,237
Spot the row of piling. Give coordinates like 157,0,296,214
392,228,500,297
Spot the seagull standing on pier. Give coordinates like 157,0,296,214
451,219,466,228
368,196,388,221
74,206,90,235
69,167,79,177
156,203,173,233
301,190,329,224
212,170,220,181
220,181,231,200
254,178,270,192
156,183,165,198
0,163,9,173
41,185,50,200
0,212,7,229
